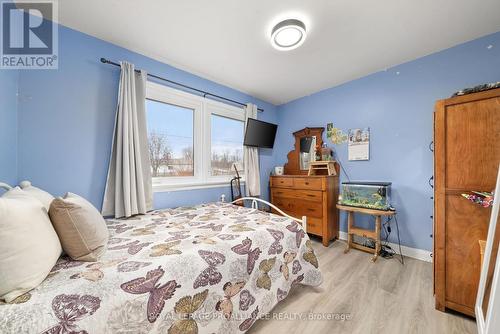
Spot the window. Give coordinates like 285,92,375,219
211,115,244,176
146,100,194,177
146,82,245,191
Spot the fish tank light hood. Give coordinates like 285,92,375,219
342,181,392,186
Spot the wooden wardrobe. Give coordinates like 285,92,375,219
434,88,500,316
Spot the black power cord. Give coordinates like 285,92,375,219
380,217,396,259
394,214,404,264
380,214,404,265
335,156,351,182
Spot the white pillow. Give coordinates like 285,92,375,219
19,180,54,211
0,187,62,302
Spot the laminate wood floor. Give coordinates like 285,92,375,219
249,238,477,334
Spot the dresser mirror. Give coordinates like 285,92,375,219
299,136,317,170
284,127,324,175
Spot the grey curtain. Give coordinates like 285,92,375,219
102,62,153,218
244,103,261,197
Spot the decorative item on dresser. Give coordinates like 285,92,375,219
434,87,500,317
270,127,339,246
308,161,337,176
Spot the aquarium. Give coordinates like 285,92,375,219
339,182,392,210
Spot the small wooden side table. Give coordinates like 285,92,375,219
336,204,396,262
308,161,337,176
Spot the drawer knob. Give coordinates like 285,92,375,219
305,182,309,185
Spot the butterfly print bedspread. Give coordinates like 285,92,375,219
0,203,322,333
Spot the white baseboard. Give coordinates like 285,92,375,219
338,231,432,263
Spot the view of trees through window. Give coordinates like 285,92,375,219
211,115,244,176
146,99,194,177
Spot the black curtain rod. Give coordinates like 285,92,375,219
100,58,264,112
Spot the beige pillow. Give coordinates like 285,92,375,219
49,193,109,261
0,187,62,302
19,180,54,211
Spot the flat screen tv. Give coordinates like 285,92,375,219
243,118,278,148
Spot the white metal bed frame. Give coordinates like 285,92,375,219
0,182,12,191
231,197,307,233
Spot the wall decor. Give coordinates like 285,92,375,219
348,128,370,161
326,123,347,145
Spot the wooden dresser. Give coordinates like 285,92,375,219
270,175,338,246
434,88,500,316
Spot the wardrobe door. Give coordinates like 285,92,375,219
435,90,500,316
444,196,490,313
445,97,500,189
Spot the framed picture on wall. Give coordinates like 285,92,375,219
348,128,370,161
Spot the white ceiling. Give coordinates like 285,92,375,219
52,0,500,105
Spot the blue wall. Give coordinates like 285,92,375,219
16,24,278,209
0,70,18,186
6,17,500,252
275,31,500,251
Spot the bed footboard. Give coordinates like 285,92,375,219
231,197,307,233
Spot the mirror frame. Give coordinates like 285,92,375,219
284,127,324,175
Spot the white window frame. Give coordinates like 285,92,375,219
146,81,245,192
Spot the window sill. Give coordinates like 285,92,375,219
153,180,245,193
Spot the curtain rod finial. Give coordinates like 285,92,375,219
100,58,108,64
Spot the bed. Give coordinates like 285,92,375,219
0,198,322,333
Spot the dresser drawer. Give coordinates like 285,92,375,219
271,188,322,202
296,201,323,218
272,197,323,219
306,217,323,235
271,177,294,188
269,203,301,222
293,177,323,190
272,196,285,207
269,207,322,236
271,197,294,212
271,188,293,199
297,189,323,201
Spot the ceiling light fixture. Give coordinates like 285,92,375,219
270,19,306,51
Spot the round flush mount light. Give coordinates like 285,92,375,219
270,19,306,51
